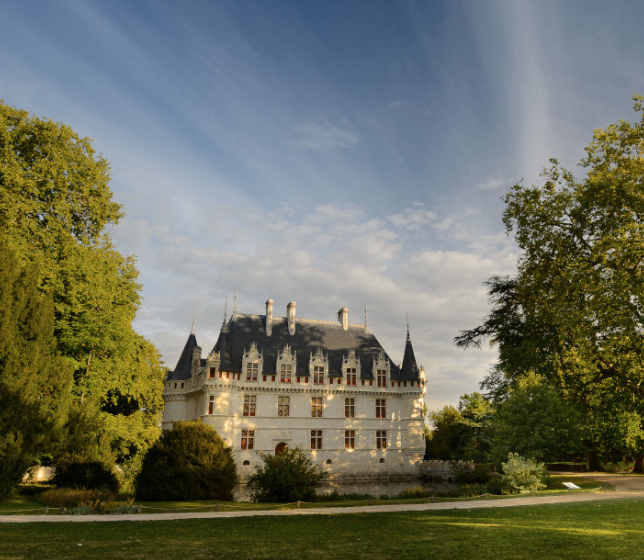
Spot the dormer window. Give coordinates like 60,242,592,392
242,342,263,382
342,349,361,385
373,350,390,387
277,344,296,384
309,347,329,385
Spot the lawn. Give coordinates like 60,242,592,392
1,498,643,560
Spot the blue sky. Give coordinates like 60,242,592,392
3,0,644,409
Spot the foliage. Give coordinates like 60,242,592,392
455,463,495,485
490,373,584,463
135,421,237,501
425,393,494,462
248,446,325,502
35,487,108,509
51,462,119,493
501,453,549,494
456,95,644,469
0,236,72,500
0,101,165,478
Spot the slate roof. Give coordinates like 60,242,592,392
167,312,422,382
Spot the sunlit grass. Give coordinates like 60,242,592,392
2,499,644,559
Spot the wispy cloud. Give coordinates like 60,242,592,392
295,118,360,151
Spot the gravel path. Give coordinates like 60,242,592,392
2,472,643,523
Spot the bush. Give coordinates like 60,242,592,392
52,462,119,492
248,446,325,502
484,475,513,495
501,453,549,494
36,488,105,509
455,464,495,485
135,421,237,501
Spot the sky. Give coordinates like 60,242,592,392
2,0,644,410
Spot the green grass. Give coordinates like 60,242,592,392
1,498,644,559
0,476,614,516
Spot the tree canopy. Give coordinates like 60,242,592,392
456,95,644,470
0,101,165,487
0,236,72,498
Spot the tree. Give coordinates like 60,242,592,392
135,421,238,501
456,95,644,470
491,373,583,464
248,446,325,502
425,393,493,462
0,101,165,484
0,236,72,499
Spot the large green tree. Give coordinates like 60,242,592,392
456,95,644,470
0,101,164,484
0,236,72,498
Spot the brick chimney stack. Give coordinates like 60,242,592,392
266,299,273,336
338,307,348,330
287,301,296,335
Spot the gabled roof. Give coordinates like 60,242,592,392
166,333,198,381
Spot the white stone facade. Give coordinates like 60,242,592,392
162,301,426,481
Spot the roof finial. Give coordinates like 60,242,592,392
232,289,237,319
221,296,228,332
364,301,369,329
191,311,196,335
406,313,410,340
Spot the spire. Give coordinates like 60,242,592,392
400,318,420,380
221,296,228,333
364,301,369,330
232,289,237,319
191,311,196,335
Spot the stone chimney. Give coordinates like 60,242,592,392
287,301,296,335
266,299,273,336
338,307,348,330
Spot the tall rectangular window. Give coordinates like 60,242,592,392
377,369,386,387
243,395,256,417
208,395,214,415
311,397,323,418
376,430,387,450
313,365,325,384
246,362,258,381
345,430,355,450
209,367,216,378
241,429,254,450
311,430,322,450
278,396,290,417
346,367,357,386
345,398,355,418
280,364,292,383
376,399,386,419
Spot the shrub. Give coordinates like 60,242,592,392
248,446,325,502
398,487,434,499
135,421,237,501
484,475,512,495
36,488,105,509
501,453,549,494
455,464,494,485
68,506,95,515
52,462,119,492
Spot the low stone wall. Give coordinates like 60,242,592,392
417,460,474,482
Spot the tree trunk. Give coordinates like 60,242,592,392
584,449,604,472
633,452,644,474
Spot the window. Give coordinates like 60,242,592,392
376,430,387,449
377,369,386,387
209,367,216,378
376,399,386,419
311,397,323,418
345,430,355,450
246,362,258,381
241,429,254,450
278,396,290,417
345,398,355,418
346,367,357,386
280,364,292,383
311,429,322,450
243,395,256,417
313,365,325,384
208,395,214,415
